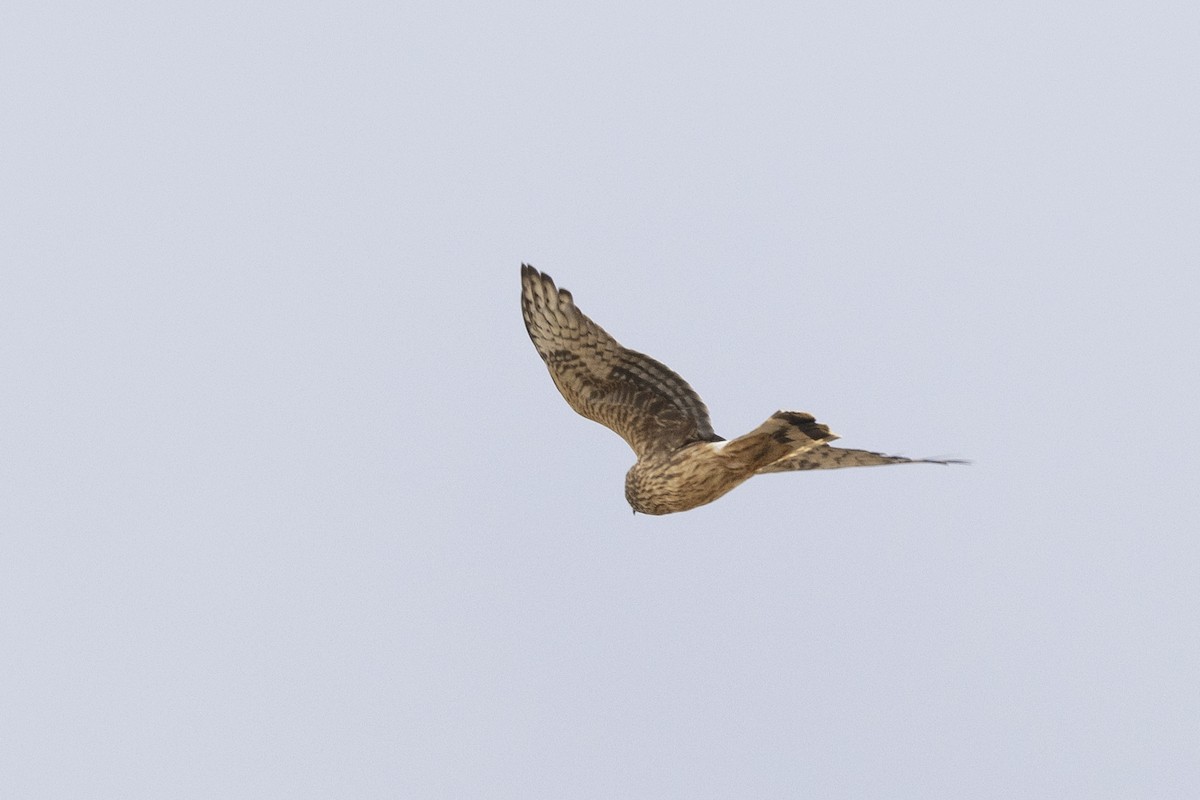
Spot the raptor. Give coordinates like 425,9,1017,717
521,265,963,514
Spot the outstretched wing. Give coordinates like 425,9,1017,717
756,445,968,473
521,264,721,458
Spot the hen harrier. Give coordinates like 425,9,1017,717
521,265,964,515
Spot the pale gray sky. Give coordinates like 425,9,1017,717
3,2,1198,798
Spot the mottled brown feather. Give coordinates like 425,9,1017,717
521,265,720,458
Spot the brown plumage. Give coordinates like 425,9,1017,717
521,264,964,514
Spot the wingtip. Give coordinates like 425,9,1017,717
520,263,553,284
521,264,566,306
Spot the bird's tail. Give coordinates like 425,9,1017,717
718,410,839,471
756,446,968,473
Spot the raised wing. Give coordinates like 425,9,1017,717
756,445,968,473
521,264,720,457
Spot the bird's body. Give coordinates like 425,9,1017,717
520,265,962,515
622,412,833,514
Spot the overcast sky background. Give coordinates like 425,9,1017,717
3,2,1198,798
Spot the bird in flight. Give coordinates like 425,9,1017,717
521,265,964,515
